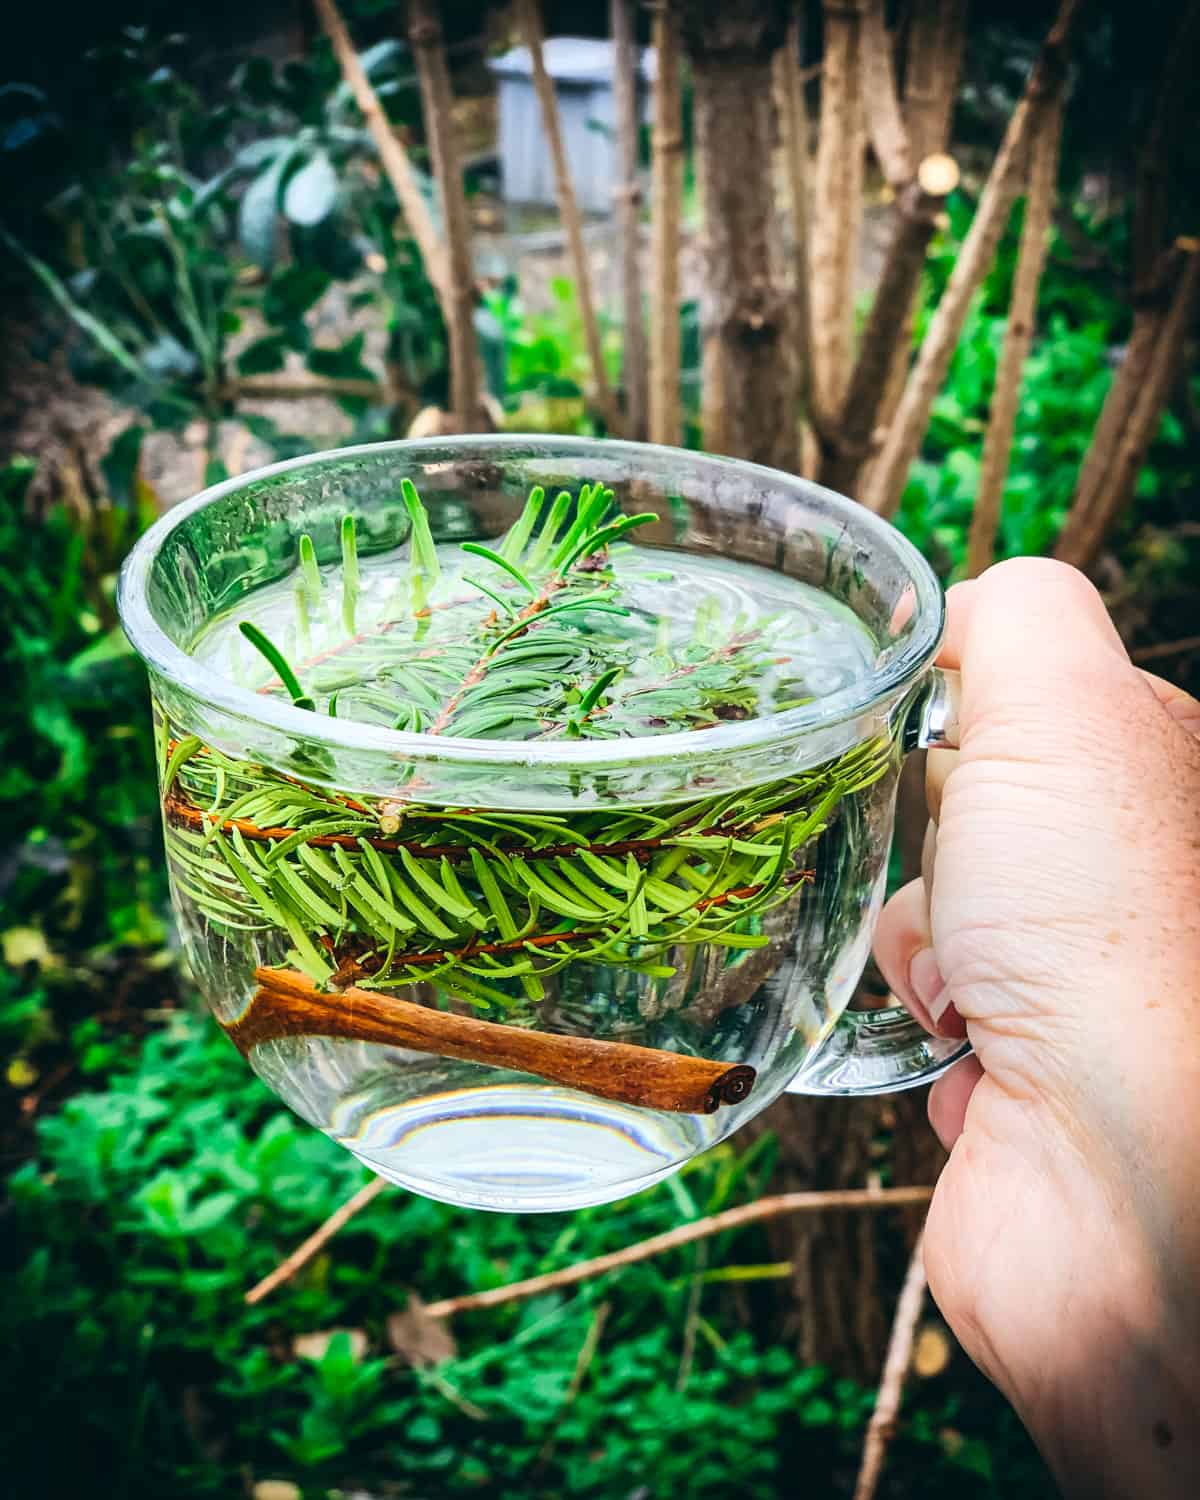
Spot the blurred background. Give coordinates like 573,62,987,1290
1,2,1197,1496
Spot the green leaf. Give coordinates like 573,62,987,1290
283,151,339,227
460,542,535,597
236,333,288,375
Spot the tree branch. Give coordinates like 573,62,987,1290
1132,0,1200,298
1054,238,1200,571
812,0,867,416
860,0,1085,518
407,0,483,428
648,1,684,447
851,1227,929,1500
858,0,968,497
818,151,958,495
612,0,649,439
244,1176,388,1305
775,16,833,452
966,86,1065,577
860,0,912,189
903,0,969,163
515,0,622,434
424,1186,935,1317
311,0,449,312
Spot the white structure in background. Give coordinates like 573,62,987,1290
488,37,655,214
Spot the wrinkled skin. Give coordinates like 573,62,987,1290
873,559,1200,1499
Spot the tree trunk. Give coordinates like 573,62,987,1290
860,0,968,496
811,0,866,418
861,0,1084,518
966,88,1064,577
612,0,648,439
515,0,622,434
680,1,795,469
648,1,684,447
313,0,448,311
1055,240,1200,572
408,0,483,428
775,17,828,461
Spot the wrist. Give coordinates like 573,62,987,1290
1017,1242,1200,1499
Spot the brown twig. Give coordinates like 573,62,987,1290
811,0,866,417
818,152,959,495
852,1227,929,1500
1132,634,1200,664
515,0,622,433
860,0,968,497
163,777,823,869
224,375,389,402
407,0,483,427
1055,239,1200,571
1132,0,1200,298
612,0,648,439
311,0,449,310
245,1175,388,1305
775,18,831,454
423,1186,935,1317
860,0,912,189
861,0,1085,518
903,0,968,162
239,867,816,984
966,86,1065,577
648,1,684,447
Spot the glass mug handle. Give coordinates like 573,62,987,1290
786,667,969,1096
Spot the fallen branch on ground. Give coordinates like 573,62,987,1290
852,1226,930,1500
244,1181,935,1308
423,1185,935,1318
245,1176,388,1305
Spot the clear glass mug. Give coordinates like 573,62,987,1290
118,437,968,1212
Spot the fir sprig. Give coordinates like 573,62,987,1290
234,480,775,742
165,478,890,1024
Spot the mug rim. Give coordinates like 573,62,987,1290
117,435,945,770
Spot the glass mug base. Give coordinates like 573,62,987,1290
120,437,968,1212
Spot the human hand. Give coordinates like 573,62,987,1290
873,559,1200,1499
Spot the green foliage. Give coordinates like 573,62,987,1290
0,460,165,1066
477,278,621,431
168,483,891,1000
0,1008,986,1500
895,197,1197,577
3,25,441,436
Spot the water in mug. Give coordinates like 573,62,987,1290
167,536,898,1210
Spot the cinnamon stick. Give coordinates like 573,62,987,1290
228,967,755,1115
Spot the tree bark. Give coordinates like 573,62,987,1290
858,0,968,496
612,0,648,439
903,0,968,162
312,0,449,311
407,0,483,428
966,88,1064,577
812,1,866,417
859,0,912,189
515,0,622,434
1132,0,1200,299
818,154,959,496
648,2,684,444
648,1,684,447
1054,240,1200,572
860,0,1084,518
775,16,829,458
681,2,795,469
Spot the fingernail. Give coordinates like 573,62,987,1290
908,948,964,1037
